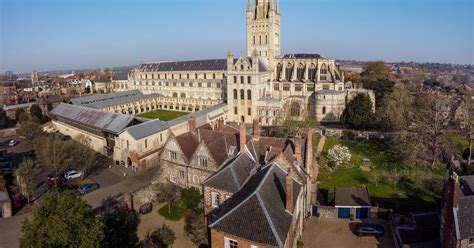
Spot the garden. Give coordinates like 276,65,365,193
137,109,188,121
317,135,446,212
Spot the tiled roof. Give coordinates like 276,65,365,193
69,90,162,109
138,59,228,72
335,187,371,207
199,129,239,167
36,95,62,105
282,53,325,59
175,132,199,161
50,103,134,134
209,163,301,247
203,151,258,193
455,175,474,240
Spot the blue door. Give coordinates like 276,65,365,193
355,207,369,219
337,207,350,219
312,205,318,216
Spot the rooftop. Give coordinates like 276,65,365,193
335,187,371,207
69,90,162,109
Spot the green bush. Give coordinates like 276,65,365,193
181,187,202,211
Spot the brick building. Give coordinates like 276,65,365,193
440,172,474,248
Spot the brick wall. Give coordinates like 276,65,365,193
203,186,232,215
210,229,272,248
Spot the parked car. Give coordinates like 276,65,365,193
78,183,99,195
9,139,18,147
64,169,83,180
58,184,79,193
355,223,385,237
47,174,65,186
139,203,153,215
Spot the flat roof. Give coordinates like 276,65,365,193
335,187,371,207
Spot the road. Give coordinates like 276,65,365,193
0,165,160,248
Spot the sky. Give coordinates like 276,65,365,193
0,0,472,73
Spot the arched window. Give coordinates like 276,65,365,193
213,73,216,79
322,106,326,114
233,89,238,99
187,74,189,79
320,64,328,81
240,89,245,100
253,36,256,45
247,90,251,100
276,63,283,81
308,64,316,81
265,35,268,44
259,35,262,44
195,73,198,79
297,63,305,81
286,63,293,81
290,102,300,117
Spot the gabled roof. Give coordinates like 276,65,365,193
203,151,258,193
175,132,199,161
36,95,62,105
199,128,240,166
209,163,301,247
50,103,134,135
335,187,371,207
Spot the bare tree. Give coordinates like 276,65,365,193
156,183,181,214
35,135,70,187
14,157,40,203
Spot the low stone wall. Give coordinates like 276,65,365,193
318,206,337,219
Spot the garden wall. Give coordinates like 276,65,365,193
318,206,337,219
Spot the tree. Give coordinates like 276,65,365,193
0,108,9,128
141,224,176,248
156,183,181,214
181,187,202,211
101,198,140,248
67,135,98,176
341,93,375,130
363,79,395,107
34,136,70,187
327,145,352,167
184,211,207,246
17,120,43,142
361,61,392,82
29,104,44,123
14,157,40,203
15,108,26,121
20,192,104,248
377,86,414,131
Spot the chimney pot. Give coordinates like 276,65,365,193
239,123,246,152
294,135,302,161
286,167,294,212
253,118,260,140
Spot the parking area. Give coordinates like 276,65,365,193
302,218,395,248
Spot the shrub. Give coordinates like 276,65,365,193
184,211,207,246
327,145,351,166
181,187,202,211
141,224,176,248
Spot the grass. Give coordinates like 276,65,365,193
137,109,188,121
158,200,187,221
317,136,445,211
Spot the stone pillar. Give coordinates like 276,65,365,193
304,62,309,81
281,63,286,81
291,64,297,81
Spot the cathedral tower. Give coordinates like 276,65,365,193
246,0,280,66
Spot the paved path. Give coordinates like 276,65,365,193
315,135,326,159
0,165,160,248
137,202,195,248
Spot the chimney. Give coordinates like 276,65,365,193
286,167,294,212
217,118,224,132
253,118,260,140
189,115,196,133
294,135,302,161
239,123,246,152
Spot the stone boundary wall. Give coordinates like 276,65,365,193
318,206,337,219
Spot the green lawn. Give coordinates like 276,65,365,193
158,200,187,221
137,109,188,121
317,136,445,211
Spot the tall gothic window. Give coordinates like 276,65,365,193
233,89,237,99
276,63,283,81
286,63,293,81
240,89,245,100
308,64,316,81
290,102,300,117
247,90,251,100
297,63,305,81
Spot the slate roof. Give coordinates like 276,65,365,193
112,72,129,81
50,103,134,134
209,163,301,247
454,175,474,240
36,95,63,105
69,90,162,109
139,59,228,72
203,151,259,193
138,57,270,73
282,53,325,59
335,187,371,207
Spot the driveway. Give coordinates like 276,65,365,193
302,218,394,248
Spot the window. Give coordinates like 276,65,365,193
195,73,198,79
199,157,208,167
171,74,174,79
213,73,216,79
234,107,238,114
180,93,186,98
198,83,202,87
145,139,148,148
247,108,251,115
187,74,189,79
172,92,178,98
247,90,251,100
240,64,244,70
233,89,238,99
240,89,245,100
207,83,211,88
217,83,221,88
173,82,176,87
274,83,279,90
283,84,290,91
240,76,244,84
211,192,219,208
234,76,237,84
204,74,207,79
181,82,185,87
295,84,302,91
225,238,238,248
170,151,177,160
248,76,251,84
307,85,315,92
170,175,176,183
189,83,193,87
322,106,326,114
179,170,185,179
253,36,256,45
291,102,300,117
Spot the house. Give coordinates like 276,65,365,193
2,102,35,119
208,163,304,248
334,187,371,219
440,173,474,248
36,94,63,113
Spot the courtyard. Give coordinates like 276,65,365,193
302,218,394,248
137,109,188,121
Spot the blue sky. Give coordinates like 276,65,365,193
0,0,472,73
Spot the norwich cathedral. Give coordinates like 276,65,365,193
112,0,375,125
